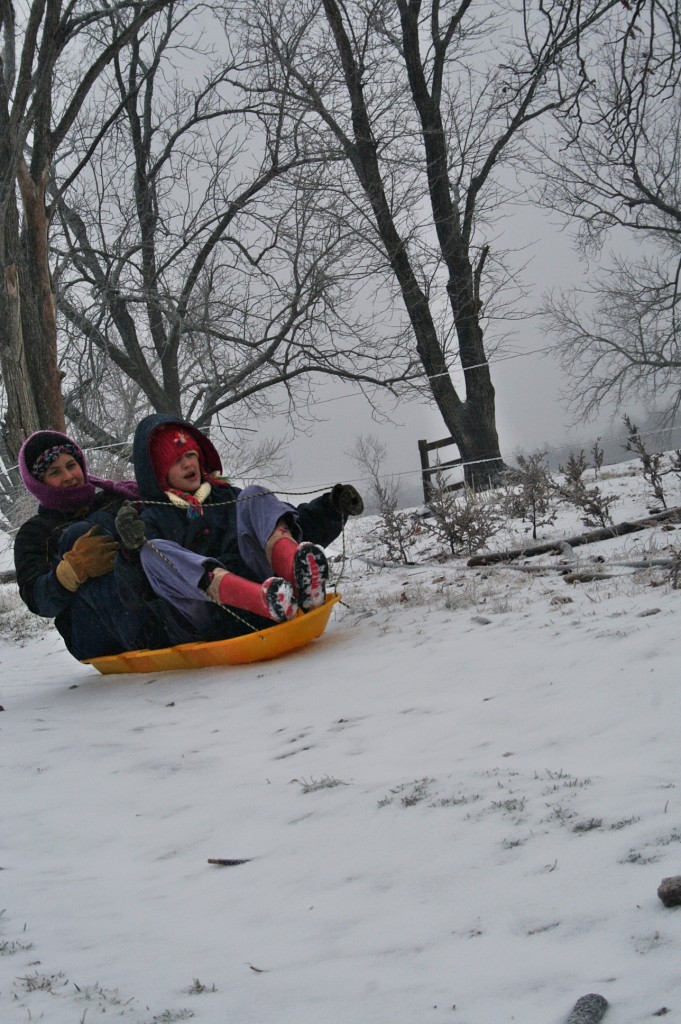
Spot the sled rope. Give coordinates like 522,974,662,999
134,487,328,510
329,519,349,592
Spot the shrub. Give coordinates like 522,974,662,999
422,470,501,556
557,450,617,528
502,450,557,540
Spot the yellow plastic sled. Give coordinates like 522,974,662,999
83,593,341,675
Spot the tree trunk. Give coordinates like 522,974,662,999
410,308,503,488
0,162,65,460
17,161,66,435
0,186,42,459
458,397,503,490
397,2,502,487
0,0,177,457
320,0,503,489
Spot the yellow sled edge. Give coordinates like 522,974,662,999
83,593,341,675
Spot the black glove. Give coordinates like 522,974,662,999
115,503,147,551
331,483,364,518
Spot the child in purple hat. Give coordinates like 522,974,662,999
14,430,163,660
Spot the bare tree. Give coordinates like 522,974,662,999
50,3,416,449
240,0,622,486
539,0,681,424
0,0,177,459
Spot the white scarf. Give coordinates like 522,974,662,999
165,481,212,511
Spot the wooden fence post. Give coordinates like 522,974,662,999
418,437,464,503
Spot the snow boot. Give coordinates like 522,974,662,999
292,543,328,612
214,571,298,623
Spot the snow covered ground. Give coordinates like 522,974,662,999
1,459,680,1024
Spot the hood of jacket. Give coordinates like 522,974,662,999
133,414,223,500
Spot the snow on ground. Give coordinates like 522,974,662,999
1,460,680,1024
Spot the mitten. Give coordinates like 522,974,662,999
55,526,118,592
331,483,364,517
115,503,147,552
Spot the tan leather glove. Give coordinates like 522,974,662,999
55,527,119,593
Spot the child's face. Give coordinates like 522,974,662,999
166,450,201,493
42,452,85,489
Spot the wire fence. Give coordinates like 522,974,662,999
2,329,681,525
3,416,681,528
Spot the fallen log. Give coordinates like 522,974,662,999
491,557,679,575
468,506,681,567
562,570,623,584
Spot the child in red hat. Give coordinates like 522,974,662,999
115,415,364,645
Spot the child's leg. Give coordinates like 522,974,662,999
264,526,329,613
68,574,143,659
236,486,301,579
141,539,296,625
140,539,221,633
235,486,328,611
56,523,149,658
270,538,329,612
207,569,297,623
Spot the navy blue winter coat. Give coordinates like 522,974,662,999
14,497,122,651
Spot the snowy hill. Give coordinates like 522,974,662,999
1,459,680,1024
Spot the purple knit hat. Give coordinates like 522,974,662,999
19,430,140,512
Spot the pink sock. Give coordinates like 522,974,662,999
218,573,276,620
269,536,299,584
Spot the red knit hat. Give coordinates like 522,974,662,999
149,425,204,488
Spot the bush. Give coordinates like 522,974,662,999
556,451,617,528
350,434,420,563
422,470,501,556
502,451,557,540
